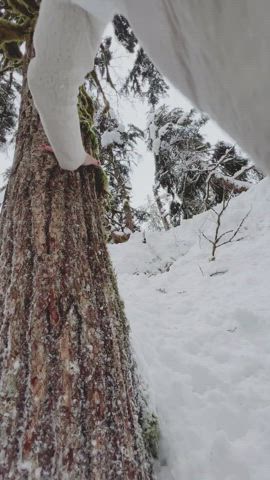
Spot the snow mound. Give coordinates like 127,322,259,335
110,179,270,480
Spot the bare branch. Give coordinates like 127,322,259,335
216,229,234,243
201,187,251,260
218,209,251,248
200,230,214,245
210,207,219,216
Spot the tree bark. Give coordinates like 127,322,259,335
0,45,153,479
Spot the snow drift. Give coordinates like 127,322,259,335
110,178,270,480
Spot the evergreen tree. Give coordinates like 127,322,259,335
0,71,19,146
147,106,264,229
148,105,210,226
0,3,155,477
113,14,138,53
122,47,169,107
98,113,144,240
112,17,263,231
207,141,264,206
140,195,164,232
113,15,169,107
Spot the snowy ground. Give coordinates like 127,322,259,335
110,178,270,480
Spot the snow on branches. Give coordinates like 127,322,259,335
146,106,263,229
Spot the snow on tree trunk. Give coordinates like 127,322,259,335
153,188,170,231
0,45,153,479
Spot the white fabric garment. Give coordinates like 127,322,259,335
28,0,270,173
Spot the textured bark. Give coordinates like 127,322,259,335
0,46,153,479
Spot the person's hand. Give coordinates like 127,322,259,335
39,143,54,153
38,145,101,168
83,153,101,168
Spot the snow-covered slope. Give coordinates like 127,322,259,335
110,178,270,480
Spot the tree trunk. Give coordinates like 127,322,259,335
153,188,170,231
0,45,153,479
